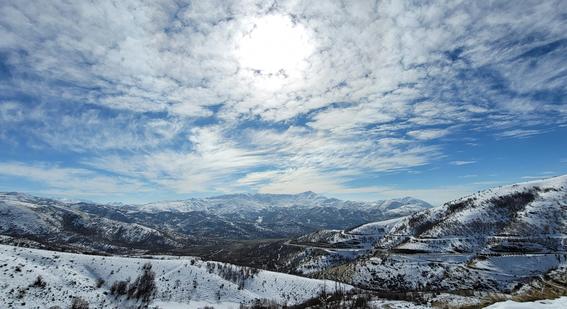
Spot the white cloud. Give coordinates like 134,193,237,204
2,0,563,124
236,170,283,186
308,104,395,133
521,176,547,180
0,162,148,197
0,101,27,122
85,125,267,193
247,126,440,172
0,102,184,152
450,160,476,166
408,128,451,140
496,129,544,139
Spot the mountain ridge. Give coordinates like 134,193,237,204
129,192,431,214
0,191,432,255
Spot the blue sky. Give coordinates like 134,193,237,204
0,0,566,205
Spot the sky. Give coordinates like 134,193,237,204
0,0,566,205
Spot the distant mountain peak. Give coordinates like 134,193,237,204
297,190,318,197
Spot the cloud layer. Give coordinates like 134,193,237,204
1,0,566,202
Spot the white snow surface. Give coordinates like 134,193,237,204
486,297,567,309
349,216,405,235
0,244,352,308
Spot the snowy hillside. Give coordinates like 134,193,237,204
376,175,567,254
303,175,567,293
0,244,351,308
487,297,567,309
0,192,191,254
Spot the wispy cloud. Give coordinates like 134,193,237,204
85,126,268,193
450,160,477,166
521,176,547,180
0,162,148,197
408,128,451,141
496,129,544,139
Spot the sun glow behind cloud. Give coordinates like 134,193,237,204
235,14,314,90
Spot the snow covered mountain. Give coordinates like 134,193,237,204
0,191,431,254
0,192,193,254
126,192,431,215
375,174,567,254
0,244,351,308
240,175,567,298
105,193,432,240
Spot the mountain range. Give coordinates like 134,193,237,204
2,176,567,307
0,191,431,254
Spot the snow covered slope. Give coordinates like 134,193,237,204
0,192,191,254
307,175,567,293
486,297,567,308
0,244,351,308
376,175,567,254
